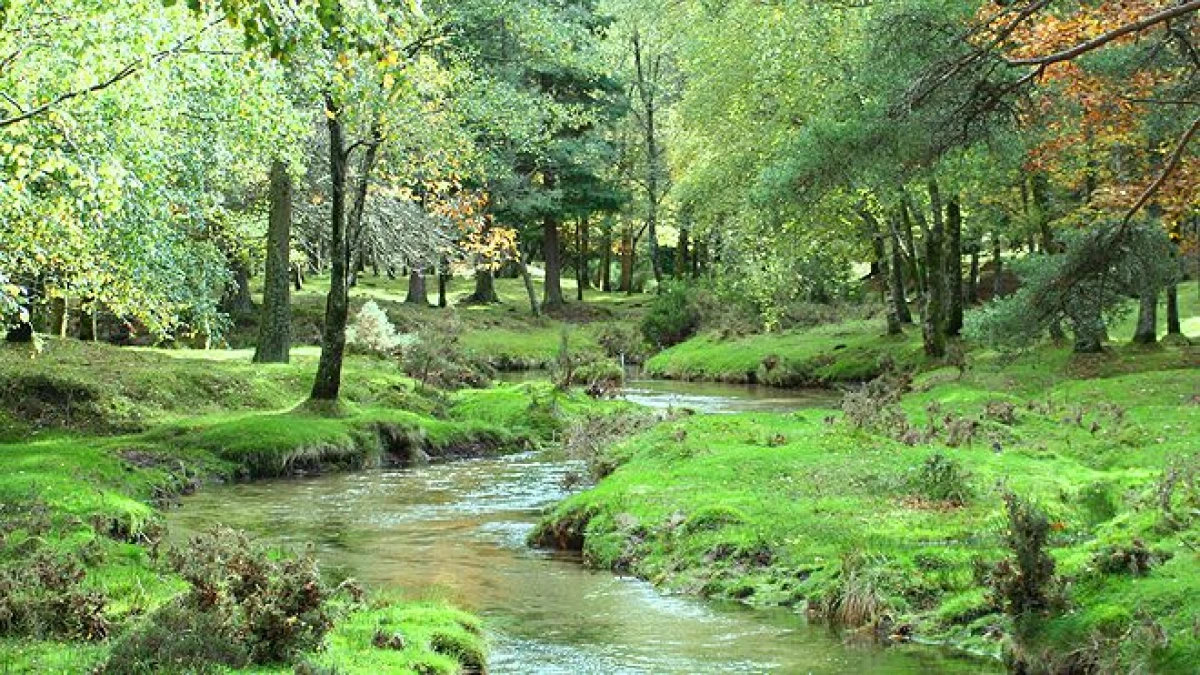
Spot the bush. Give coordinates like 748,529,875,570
0,504,109,641
640,283,701,348
104,601,251,674
347,301,412,356
103,528,356,672
908,453,973,506
595,323,650,363
402,324,492,391
987,493,1058,617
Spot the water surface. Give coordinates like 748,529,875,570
168,380,998,673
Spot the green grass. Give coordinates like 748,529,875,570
645,319,925,385
229,273,647,370
537,341,1199,671
645,281,1200,387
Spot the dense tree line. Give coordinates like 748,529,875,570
2,0,1197,404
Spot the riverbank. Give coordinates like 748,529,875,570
0,338,620,673
535,343,1199,672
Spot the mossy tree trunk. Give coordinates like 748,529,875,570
945,196,964,337
1132,288,1158,345
406,269,428,305
311,100,379,402
254,160,293,364
921,183,946,357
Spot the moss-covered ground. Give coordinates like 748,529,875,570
537,337,1199,672
0,337,623,673
645,282,1200,386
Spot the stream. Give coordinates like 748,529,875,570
167,377,999,673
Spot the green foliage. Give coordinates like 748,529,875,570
640,282,701,348
0,504,110,642
966,223,1178,352
909,452,973,506
987,493,1057,618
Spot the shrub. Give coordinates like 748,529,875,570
595,323,649,363
103,527,355,671
987,493,1058,617
640,283,700,348
346,301,411,356
402,326,492,391
0,505,110,642
909,453,973,506
0,550,109,641
103,601,251,674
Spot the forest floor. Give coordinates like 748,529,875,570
0,338,626,673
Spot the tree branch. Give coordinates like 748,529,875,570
0,18,222,129
1006,1,1200,68
1122,114,1200,226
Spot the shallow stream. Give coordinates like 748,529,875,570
167,378,999,673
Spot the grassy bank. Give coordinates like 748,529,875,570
0,338,619,673
535,342,1199,672
644,282,1200,387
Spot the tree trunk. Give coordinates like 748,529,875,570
437,257,450,308
920,182,946,357
618,230,634,293
1132,288,1158,345
406,270,428,305
542,172,565,310
633,31,664,290
254,160,293,364
1073,319,1105,353
292,264,304,291
518,255,540,317
599,223,613,292
49,296,68,338
1166,284,1182,335
79,299,96,342
945,196,964,337
468,268,499,304
221,260,255,319
311,98,374,402
967,248,979,304
575,217,586,302
676,226,690,280
888,211,913,323
992,231,1004,299
860,205,902,335
901,199,925,302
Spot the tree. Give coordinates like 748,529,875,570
254,160,295,363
